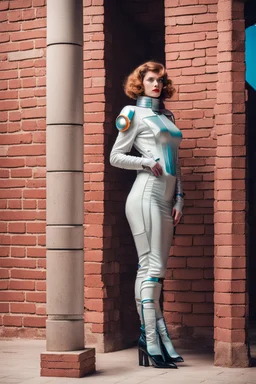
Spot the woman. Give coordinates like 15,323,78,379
110,61,184,369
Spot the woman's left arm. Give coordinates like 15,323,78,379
164,108,184,225
172,161,184,226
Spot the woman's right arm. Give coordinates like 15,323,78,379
110,107,157,171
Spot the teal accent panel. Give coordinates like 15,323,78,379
142,115,182,138
158,115,182,138
246,25,256,90
126,107,135,120
144,277,160,282
162,141,177,176
142,299,154,304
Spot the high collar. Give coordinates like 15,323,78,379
136,96,164,114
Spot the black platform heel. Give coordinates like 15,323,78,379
138,348,149,367
138,344,177,369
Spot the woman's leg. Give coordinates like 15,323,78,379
142,191,182,361
140,277,162,355
126,173,152,325
126,174,180,363
139,180,174,355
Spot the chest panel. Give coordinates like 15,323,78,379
142,114,182,139
142,114,182,177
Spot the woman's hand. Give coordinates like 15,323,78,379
142,156,163,177
172,207,182,227
151,162,163,177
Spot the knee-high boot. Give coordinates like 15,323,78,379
139,277,177,368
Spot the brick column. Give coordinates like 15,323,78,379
164,0,218,349
40,0,95,377
214,0,249,367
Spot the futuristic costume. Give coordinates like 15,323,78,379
110,96,184,367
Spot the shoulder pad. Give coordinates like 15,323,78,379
115,106,135,132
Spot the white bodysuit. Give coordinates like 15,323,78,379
110,96,183,278
110,96,184,352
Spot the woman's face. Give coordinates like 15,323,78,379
142,71,164,98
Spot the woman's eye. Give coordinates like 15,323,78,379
158,78,163,83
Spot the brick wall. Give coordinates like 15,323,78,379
0,0,109,346
0,0,248,358
164,0,218,348
83,0,110,352
0,0,47,337
214,0,248,367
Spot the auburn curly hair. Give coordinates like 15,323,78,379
124,61,175,100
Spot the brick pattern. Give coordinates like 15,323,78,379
214,0,248,367
0,0,249,361
83,0,108,351
40,348,95,378
0,0,46,337
164,0,218,347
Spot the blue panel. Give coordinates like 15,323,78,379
158,115,182,138
162,141,177,176
144,277,160,282
142,299,154,304
246,25,256,90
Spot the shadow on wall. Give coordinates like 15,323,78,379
103,0,215,351
164,162,215,350
103,0,165,351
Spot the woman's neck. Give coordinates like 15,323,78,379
136,96,164,113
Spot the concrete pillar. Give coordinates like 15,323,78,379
40,0,95,378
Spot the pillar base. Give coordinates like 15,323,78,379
214,341,249,368
46,319,84,351
40,348,95,378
